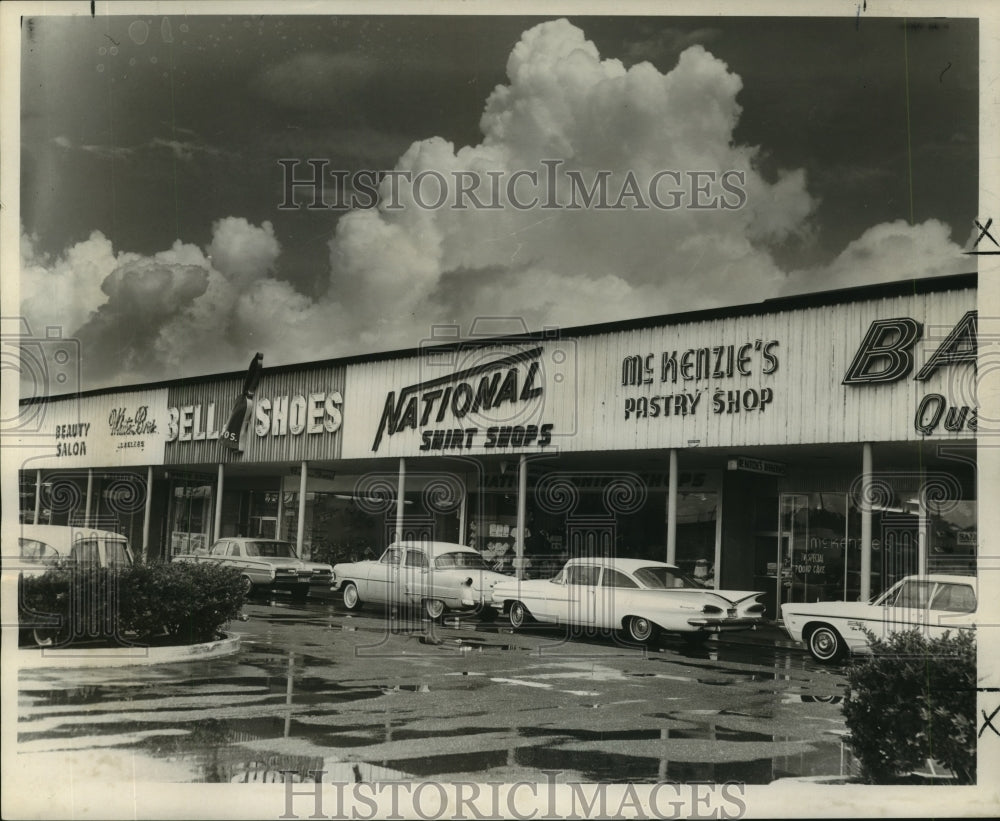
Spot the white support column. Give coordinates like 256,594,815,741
142,467,153,562
213,463,224,543
860,443,873,602
275,483,285,540
394,458,406,543
458,474,468,546
713,480,724,590
666,449,678,566
296,461,308,556
33,470,42,525
84,469,93,528
515,454,528,580
917,466,928,576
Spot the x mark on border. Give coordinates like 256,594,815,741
980,704,1000,738
964,218,1000,254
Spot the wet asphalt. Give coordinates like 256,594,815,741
15,592,856,785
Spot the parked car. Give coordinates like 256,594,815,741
331,541,512,619
491,557,766,643
780,573,978,663
8,525,136,646
173,538,333,602
12,524,135,577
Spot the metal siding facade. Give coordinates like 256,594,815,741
165,366,346,464
343,288,975,458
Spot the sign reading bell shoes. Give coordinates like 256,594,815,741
164,361,346,462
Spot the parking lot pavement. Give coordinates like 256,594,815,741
14,597,855,788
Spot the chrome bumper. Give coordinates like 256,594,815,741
685,616,759,631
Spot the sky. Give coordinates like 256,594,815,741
17,10,979,393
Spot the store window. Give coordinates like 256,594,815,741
778,493,859,606
928,499,977,576
94,473,146,549
282,491,382,564
168,476,214,557
674,491,718,582
19,472,39,523
247,491,279,538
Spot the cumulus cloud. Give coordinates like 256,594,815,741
20,230,129,335
19,19,972,391
781,219,969,295
207,218,281,284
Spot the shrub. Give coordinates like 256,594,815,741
843,628,977,784
118,562,246,643
20,561,245,646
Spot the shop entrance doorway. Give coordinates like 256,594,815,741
777,493,861,606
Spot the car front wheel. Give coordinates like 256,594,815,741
424,599,445,620
341,582,362,611
240,575,254,597
509,601,532,629
807,624,845,663
627,616,655,643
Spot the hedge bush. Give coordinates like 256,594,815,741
20,561,245,646
843,628,977,784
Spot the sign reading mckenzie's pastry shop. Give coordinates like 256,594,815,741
620,338,780,421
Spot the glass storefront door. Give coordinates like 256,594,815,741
778,493,861,606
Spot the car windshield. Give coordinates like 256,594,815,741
105,541,133,566
633,566,702,590
435,551,489,570
245,542,297,559
880,579,936,609
18,538,60,565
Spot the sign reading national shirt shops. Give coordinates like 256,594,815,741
372,346,553,452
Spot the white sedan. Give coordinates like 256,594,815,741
331,541,512,620
491,557,766,644
780,574,978,663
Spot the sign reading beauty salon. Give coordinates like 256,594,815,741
30,389,169,468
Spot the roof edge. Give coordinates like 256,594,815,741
21,271,977,404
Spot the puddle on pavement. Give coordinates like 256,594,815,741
377,734,858,783
18,631,857,784
20,691,858,784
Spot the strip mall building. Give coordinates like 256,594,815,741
16,273,977,618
